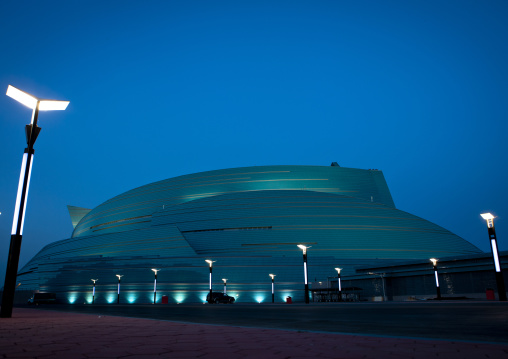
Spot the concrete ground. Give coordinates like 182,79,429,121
1,305,508,359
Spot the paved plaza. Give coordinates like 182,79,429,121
1,305,508,359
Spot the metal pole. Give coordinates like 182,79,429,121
209,266,213,303
1,105,40,318
303,251,309,304
117,276,121,304
381,274,386,301
486,220,507,301
91,279,98,304
338,272,342,302
272,277,275,303
154,272,157,304
433,263,441,300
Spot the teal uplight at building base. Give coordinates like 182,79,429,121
480,213,507,301
1,85,69,319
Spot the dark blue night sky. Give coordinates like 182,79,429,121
1,1,507,281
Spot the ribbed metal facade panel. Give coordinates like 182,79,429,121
72,166,395,238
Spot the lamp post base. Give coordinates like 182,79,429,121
1,234,24,318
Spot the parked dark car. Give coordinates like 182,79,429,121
27,292,57,305
206,292,235,304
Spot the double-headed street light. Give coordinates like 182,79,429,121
91,279,98,304
205,259,215,303
269,274,276,303
151,269,160,304
1,85,69,318
297,244,311,304
429,258,441,300
334,268,342,302
116,274,124,304
481,213,507,301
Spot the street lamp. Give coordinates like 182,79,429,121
269,274,276,303
151,269,160,304
481,213,507,301
222,278,227,294
429,258,441,300
368,272,386,301
1,85,69,318
297,244,311,304
116,274,123,304
205,259,215,303
334,268,342,302
91,279,98,304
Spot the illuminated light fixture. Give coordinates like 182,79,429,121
91,279,98,304
222,278,228,294
205,260,216,303
297,245,311,304
334,268,343,302
6,85,69,111
116,274,124,304
480,213,507,301
368,272,386,301
429,259,441,300
269,274,276,303
151,269,160,304
1,85,69,319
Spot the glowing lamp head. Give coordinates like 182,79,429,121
481,213,495,220
6,85,69,111
430,258,438,266
91,279,98,283
205,259,215,267
116,274,123,280
335,267,342,274
269,274,276,279
481,213,495,228
151,268,160,274
297,244,310,254
222,278,227,283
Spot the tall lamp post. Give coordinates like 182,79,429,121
368,272,386,301
1,85,69,318
151,269,160,304
269,274,276,303
91,279,98,304
429,258,441,300
222,278,227,294
297,244,311,304
481,213,507,301
205,260,215,303
334,268,342,302
116,274,123,304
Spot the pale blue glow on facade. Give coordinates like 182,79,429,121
16,165,482,303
